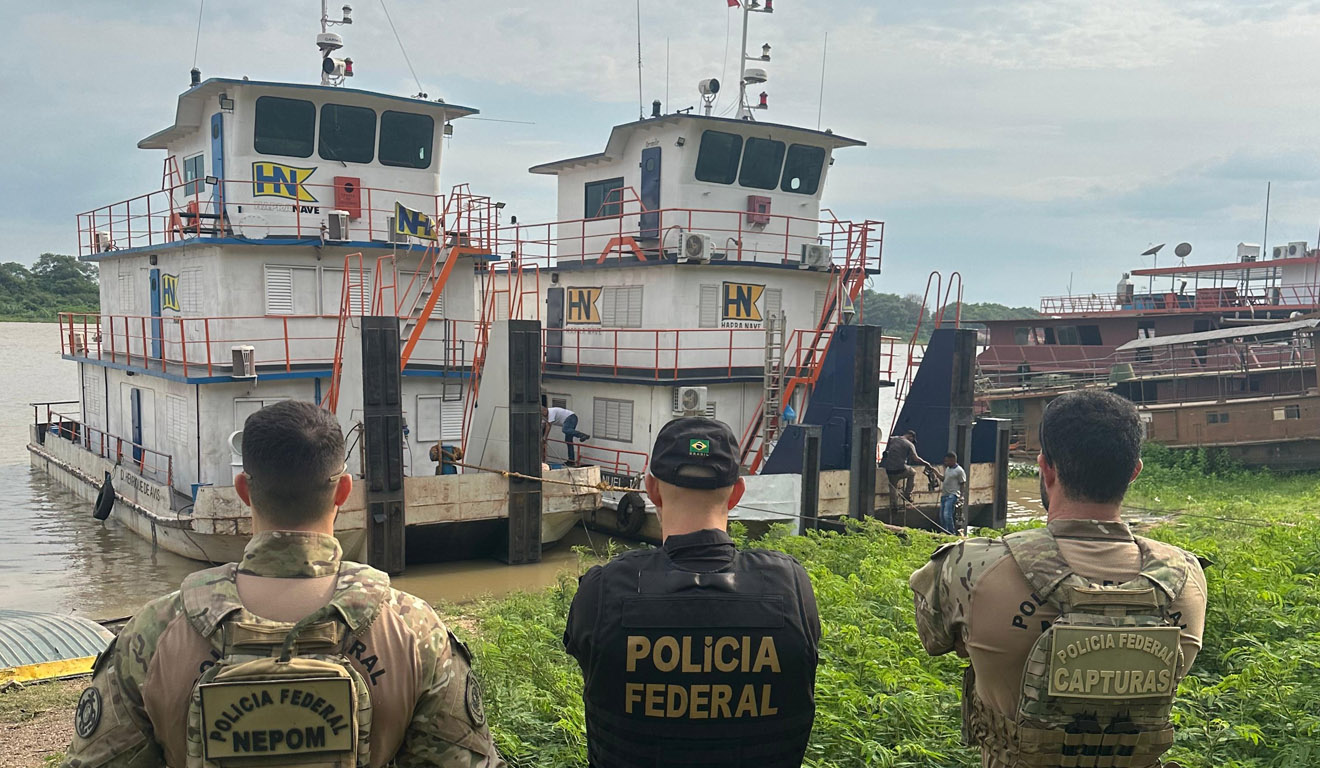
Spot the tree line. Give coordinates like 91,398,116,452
859,289,1040,342
0,254,99,321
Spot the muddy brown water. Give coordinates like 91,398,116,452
0,323,618,621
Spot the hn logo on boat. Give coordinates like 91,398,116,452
251,162,318,203
722,282,765,327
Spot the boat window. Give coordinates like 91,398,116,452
600,285,643,328
254,96,315,158
780,144,825,195
584,177,625,219
1055,326,1080,345
695,130,742,184
699,284,720,327
1077,325,1103,346
1206,412,1229,424
183,154,205,196
379,111,434,169
1014,327,1031,345
319,104,376,163
738,137,786,190
593,397,634,442
1273,405,1301,421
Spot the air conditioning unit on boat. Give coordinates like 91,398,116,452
70,331,87,357
231,345,256,380
1288,241,1308,258
385,216,410,244
799,243,832,270
673,386,708,416
326,210,350,241
682,232,713,262
94,231,113,253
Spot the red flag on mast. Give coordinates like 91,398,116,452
727,0,740,6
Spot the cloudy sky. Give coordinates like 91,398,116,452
5,0,1320,305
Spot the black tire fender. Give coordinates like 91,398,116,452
93,472,114,521
615,491,646,537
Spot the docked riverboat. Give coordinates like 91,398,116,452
976,241,1320,467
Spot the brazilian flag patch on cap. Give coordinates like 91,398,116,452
689,439,710,456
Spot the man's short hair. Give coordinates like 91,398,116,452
904,430,917,439
1040,389,1142,504
241,400,345,526
944,452,957,461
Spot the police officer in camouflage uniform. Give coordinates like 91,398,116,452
910,390,1208,768
564,417,821,768
62,400,504,768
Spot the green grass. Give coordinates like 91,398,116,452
0,679,83,725
456,456,1320,767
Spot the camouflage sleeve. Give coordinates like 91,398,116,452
394,596,505,768
61,597,178,768
909,542,959,657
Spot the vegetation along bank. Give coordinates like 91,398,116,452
7,449,1317,767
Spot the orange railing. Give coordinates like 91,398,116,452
489,194,882,273
59,312,477,378
34,402,173,487
75,177,510,258
1039,285,1320,315
543,328,769,379
545,438,650,478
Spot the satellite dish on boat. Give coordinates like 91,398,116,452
1175,242,1192,258
1141,243,1165,256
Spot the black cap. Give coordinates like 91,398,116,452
649,417,740,490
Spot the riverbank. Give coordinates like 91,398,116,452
7,459,1318,767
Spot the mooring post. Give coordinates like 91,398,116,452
848,325,883,521
502,319,543,564
361,316,406,575
992,419,1010,529
799,424,822,535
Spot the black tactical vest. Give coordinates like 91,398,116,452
581,546,817,768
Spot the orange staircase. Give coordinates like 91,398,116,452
738,221,879,472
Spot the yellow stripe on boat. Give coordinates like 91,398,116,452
0,655,97,684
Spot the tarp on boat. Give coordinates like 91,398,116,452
0,609,114,683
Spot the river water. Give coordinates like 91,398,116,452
0,322,603,621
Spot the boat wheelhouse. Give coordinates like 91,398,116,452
30,16,600,563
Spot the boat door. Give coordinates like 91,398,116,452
640,146,661,240
129,388,143,464
210,113,225,222
148,268,163,360
546,286,564,364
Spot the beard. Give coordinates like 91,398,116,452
1039,475,1050,512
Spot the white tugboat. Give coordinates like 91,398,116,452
30,2,600,563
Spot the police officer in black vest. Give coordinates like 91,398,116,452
564,417,821,767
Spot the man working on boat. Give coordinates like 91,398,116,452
881,429,935,514
61,400,504,768
542,404,590,465
909,390,1208,768
563,417,821,768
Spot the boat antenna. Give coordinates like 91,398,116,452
736,0,773,120
191,0,206,70
636,0,644,119
816,31,828,130
1262,181,1271,258
665,37,670,113
318,0,354,87
378,0,424,96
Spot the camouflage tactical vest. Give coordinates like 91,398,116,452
179,561,392,768
966,528,1193,768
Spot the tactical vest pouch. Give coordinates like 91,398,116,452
196,657,360,766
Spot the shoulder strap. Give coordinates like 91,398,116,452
1131,537,1192,604
180,563,243,639
1002,528,1079,603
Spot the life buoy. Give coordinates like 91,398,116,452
93,473,114,521
615,491,647,537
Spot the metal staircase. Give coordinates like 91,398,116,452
889,271,962,437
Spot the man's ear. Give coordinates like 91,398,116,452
643,473,662,509
1037,452,1057,487
234,472,252,507
333,473,353,507
726,477,746,510
1129,458,1143,485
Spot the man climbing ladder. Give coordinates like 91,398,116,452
543,405,591,464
